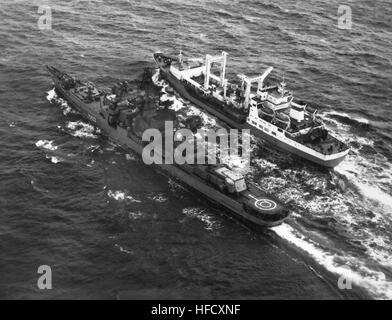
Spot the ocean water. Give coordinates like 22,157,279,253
0,0,391,299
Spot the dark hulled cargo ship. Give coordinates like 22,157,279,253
46,66,289,228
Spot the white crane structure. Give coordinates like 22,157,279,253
237,66,274,109
204,51,228,95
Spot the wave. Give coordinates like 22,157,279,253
114,243,133,254
320,112,378,153
35,139,58,151
125,153,137,161
147,192,168,203
334,156,392,213
128,211,144,220
273,223,392,299
45,155,64,164
326,116,392,281
29,178,49,195
107,190,142,203
251,142,392,280
46,88,76,116
65,120,100,139
46,88,56,101
323,111,371,127
182,207,221,232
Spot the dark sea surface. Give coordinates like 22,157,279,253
0,0,391,299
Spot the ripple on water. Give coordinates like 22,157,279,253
65,120,100,139
107,190,142,203
182,207,221,232
35,139,58,151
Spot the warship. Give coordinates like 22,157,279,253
46,66,289,228
153,51,349,168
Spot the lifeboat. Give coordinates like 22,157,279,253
274,112,290,130
259,105,275,120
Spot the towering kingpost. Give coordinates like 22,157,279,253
240,67,274,110
204,52,228,92
220,51,228,85
204,54,212,90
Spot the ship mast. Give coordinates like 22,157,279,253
279,73,286,97
178,50,184,66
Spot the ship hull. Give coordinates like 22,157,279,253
49,73,287,228
245,125,348,168
158,66,348,168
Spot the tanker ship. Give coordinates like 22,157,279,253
153,51,349,168
46,66,289,228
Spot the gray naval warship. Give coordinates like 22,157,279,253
46,66,289,228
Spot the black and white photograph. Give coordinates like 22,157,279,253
0,0,391,306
